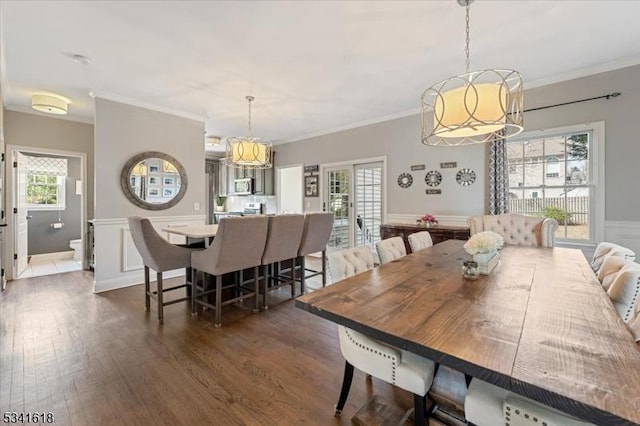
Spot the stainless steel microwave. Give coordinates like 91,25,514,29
234,178,254,195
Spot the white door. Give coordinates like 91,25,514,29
15,152,29,276
277,166,303,213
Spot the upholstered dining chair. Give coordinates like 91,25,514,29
408,231,433,252
591,242,636,274
261,214,305,309
328,246,436,425
467,213,558,247
598,256,637,290
376,236,407,264
465,379,593,426
191,216,269,327
295,212,334,293
607,265,640,326
127,216,202,323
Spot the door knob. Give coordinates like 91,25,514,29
26,215,33,220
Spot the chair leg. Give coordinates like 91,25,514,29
300,256,306,295
185,267,192,298
191,268,198,314
334,361,354,416
157,272,164,323
322,249,327,287
413,393,427,426
214,274,222,327
253,266,259,313
144,266,150,311
262,264,269,310
291,257,296,297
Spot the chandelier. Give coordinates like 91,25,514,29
225,96,272,169
421,0,523,146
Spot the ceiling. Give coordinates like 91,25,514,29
2,1,640,151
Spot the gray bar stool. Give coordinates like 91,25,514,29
295,212,334,293
191,216,268,327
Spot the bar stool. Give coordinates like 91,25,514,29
261,214,305,309
295,212,334,293
127,216,201,323
191,216,268,327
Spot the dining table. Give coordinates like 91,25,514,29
295,239,640,425
163,224,218,247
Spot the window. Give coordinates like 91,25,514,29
507,123,604,245
26,156,67,210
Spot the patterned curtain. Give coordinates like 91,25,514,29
488,132,509,215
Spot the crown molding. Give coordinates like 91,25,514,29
91,90,207,122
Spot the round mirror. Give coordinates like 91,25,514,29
120,151,188,210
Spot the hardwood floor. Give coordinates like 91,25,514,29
0,264,412,425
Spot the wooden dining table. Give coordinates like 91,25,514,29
163,224,218,247
295,240,640,425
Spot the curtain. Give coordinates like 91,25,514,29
488,132,509,215
26,155,67,176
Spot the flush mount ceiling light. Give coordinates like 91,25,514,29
421,0,523,146
205,135,222,146
225,96,272,169
31,93,71,115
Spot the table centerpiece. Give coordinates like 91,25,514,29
463,231,504,274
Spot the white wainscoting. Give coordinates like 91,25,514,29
386,214,469,227
605,220,640,257
93,215,206,293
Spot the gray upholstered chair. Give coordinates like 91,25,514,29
295,212,334,293
191,216,269,327
127,216,201,322
328,247,435,425
261,214,305,309
408,231,433,252
465,379,593,426
375,236,407,264
591,242,636,274
468,213,558,247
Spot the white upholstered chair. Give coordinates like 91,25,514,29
328,247,436,425
408,231,433,252
591,242,636,274
376,236,407,264
467,213,558,247
607,265,640,325
128,216,202,322
465,379,593,426
598,256,637,290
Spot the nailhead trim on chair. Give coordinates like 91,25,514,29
343,328,398,384
624,278,640,322
505,404,548,426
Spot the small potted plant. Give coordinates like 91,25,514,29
215,195,226,212
421,214,438,228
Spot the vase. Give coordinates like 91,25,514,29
215,205,225,212
472,251,495,264
472,250,499,275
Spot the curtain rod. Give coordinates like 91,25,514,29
524,92,621,113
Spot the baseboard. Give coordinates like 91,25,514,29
94,269,186,294
30,251,74,262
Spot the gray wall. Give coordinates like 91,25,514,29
275,111,487,216
275,64,640,221
94,98,204,219
4,110,94,218
27,155,82,255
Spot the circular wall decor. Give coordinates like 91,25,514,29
425,170,442,187
397,173,413,188
456,168,476,186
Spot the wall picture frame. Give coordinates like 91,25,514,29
305,175,319,197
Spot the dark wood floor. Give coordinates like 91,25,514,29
0,263,411,425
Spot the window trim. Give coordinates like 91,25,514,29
27,174,67,211
508,122,605,249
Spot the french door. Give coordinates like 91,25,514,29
324,161,383,252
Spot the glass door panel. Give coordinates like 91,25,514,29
324,167,352,250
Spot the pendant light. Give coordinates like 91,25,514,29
225,96,272,169
421,0,523,146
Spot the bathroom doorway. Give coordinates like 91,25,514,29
8,146,86,280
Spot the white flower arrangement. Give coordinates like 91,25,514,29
463,231,504,255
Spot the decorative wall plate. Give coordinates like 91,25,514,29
425,170,442,187
397,173,413,188
456,168,476,186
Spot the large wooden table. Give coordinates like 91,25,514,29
295,240,640,425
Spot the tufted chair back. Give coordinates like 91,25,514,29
607,266,640,324
598,256,637,290
629,313,640,343
468,213,558,248
408,231,433,253
591,242,636,274
328,246,375,282
376,237,407,265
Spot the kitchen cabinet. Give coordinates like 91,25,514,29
225,152,275,195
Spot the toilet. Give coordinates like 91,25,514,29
69,239,83,261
